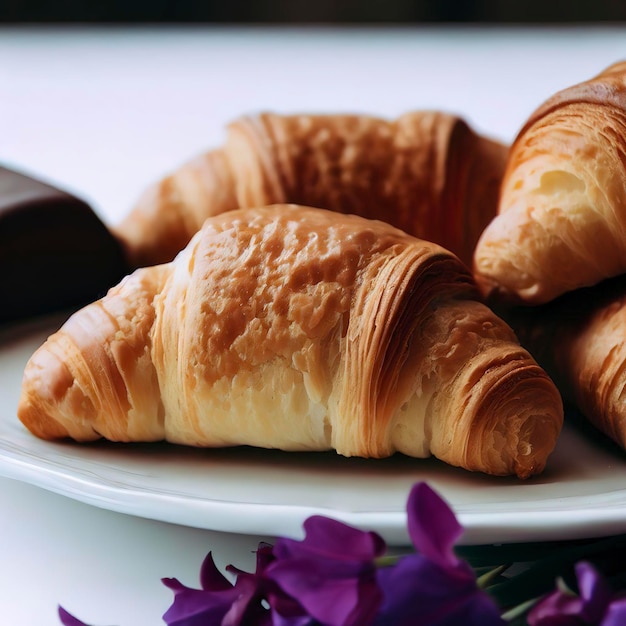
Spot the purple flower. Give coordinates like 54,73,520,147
528,561,626,626
374,483,505,626
265,515,387,626
58,607,93,626
602,599,626,626
162,544,276,626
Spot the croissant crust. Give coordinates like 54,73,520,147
19,206,563,478
474,61,626,305
507,275,626,450
114,111,507,270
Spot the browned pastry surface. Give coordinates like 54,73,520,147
114,111,507,270
19,205,563,478
506,275,626,450
474,61,626,305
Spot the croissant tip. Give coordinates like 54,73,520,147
512,456,546,480
17,395,71,441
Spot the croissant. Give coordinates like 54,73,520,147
113,111,507,270
507,276,626,449
474,60,626,305
18,205,562,478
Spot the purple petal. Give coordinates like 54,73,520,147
529,585,594,626
602,598,626,626
375,554,503,626
527,588,584,625
266,516,386,626
222,576,266,626
267,514,385,624
266,586,310,621
271,615,315,626
58,607,93,626
458,592,508,626
274,516,385,562
199,551,234,591
576,562,612,622
528,562,614,625
406,483,463,569
529,618,582,626
269,557,381,626
162,577,240,626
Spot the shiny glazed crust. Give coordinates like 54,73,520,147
113,111,507,269
19,206,563,478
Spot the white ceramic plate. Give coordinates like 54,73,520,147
2,315,626,546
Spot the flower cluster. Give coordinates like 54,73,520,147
527,561,626,626
58,482,626,626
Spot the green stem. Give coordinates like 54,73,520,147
500,597,540,622
477,564,511,588
375,554,403,568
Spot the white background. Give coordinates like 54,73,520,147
1,26,626,625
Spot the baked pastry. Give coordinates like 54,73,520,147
18,205,563,478
474,60,626,305
113,111,507,270
507,276,626,450
472,60,626,449
0,164,129,324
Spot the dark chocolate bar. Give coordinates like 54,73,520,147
0,165,130,324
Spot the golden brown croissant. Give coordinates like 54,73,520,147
474,60,626,305
19,205,562,478
113,111,507,270
506,276,626,449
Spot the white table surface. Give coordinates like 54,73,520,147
1,25,626,625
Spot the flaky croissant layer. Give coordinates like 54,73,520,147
19,206,563,478
471,60,626,452
506,276,626,450
114,110,507,270
474,60,626,305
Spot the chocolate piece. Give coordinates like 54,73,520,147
0,165,130,324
